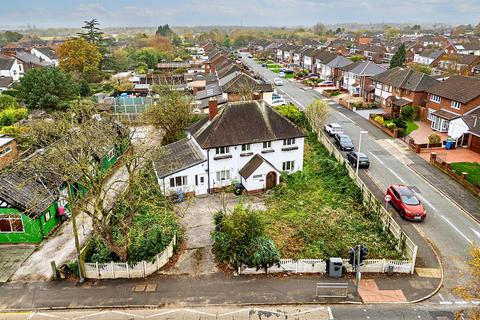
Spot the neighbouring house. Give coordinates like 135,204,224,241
432,53,480,76
0,135,17,170
153,100,305,196
0,118,130,244
317,54,352,83
424,75,480,133
0,54,23,81
413,49,444,66
30,47,58,66
293,47,310,67
302,48,321,72
447,108,480,153
371,67,439,116
13,51,53,73
339,60,386,100
219,71,274,103
0,76,14,92
314,51,337,79
445,42,480,56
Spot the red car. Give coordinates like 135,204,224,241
386,185,426,221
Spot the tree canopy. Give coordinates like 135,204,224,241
17,67,78,110
57,37,102,78
389,43,406,68
77,18,104,45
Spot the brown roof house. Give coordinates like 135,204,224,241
371,67,439,116
0,135,17,170
425,75,480,133
152,100,305,196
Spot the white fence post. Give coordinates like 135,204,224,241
143,261,146,278
410,244,418,274
111,262,115,279
96,262,99,278
126,262,130,278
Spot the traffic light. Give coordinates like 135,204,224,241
360,244,368,263
348,248,355,265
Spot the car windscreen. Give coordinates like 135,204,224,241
340,136,351,142
401,194,420,205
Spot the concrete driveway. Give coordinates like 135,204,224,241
162,193,266,276
0,245,35,282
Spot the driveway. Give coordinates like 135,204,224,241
162,193,266,276
0,245,35,282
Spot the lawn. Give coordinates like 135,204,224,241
405,121,419,135
263,132,401,260
267,63,281,68
449,162,480,187
284,73,295,79
269,68,280,73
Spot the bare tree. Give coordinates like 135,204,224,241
312,23,326,36
305,99,329,133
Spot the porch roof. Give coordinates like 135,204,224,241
432,109,461,121
392,97,412,107
239,154,277,180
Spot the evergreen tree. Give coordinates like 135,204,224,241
390,43,406,68
78,19,104,45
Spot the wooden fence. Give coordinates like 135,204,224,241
82,234,176,279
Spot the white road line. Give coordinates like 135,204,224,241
441,216,473,244
387,167,407,184
327,306,334,320
438,293,445,301
412,190,436,211
336,111,354,123
455,301,468,305
368,151,385,165
439,301,453,305
471,228,480,240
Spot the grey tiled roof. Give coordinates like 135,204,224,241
427,75,480,104
153,138,206,178
371,67,439,92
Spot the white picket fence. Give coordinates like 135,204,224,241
83,234,176,279
239,258,413,275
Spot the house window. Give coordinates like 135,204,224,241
430,94,441,103
216,170,230,181
107,148,115,160
283,138,296,146
451,101,461,110
0,146,12,157
282,161,295,171
0,215,24,233
215,146,230,155
241,144,251,152
427,108,435,121
253,174,262,179
169,176,187,187
263,141,272,149
195,175,205,186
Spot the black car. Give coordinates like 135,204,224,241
347,152,370,169
334,134,354,151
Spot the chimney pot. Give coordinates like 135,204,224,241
208,98,218,121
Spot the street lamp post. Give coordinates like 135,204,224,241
356,130,368,176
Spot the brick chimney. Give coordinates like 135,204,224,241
208,97,218,121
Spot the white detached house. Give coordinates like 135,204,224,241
0,55,23,82
152,99,305,196
30,47,58,66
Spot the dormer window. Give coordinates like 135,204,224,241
451,101,461,110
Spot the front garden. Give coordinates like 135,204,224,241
450,162,480,187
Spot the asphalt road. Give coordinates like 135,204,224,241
241,54,480,293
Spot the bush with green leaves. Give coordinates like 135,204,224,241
392,118,407,130
274,104,309,129
374,115,384,125
212,205,280,271
0,107,28,127
400,105,419,121
0,94,19,111
428,133,442,145
385,122,396,130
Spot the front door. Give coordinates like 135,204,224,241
266,172,277,189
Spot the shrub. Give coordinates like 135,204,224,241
374,115,384,125
0,107,28,127
397,127,406,137
385,122,396,130
393,118,407,130
428,133,442,145
400,105,413,120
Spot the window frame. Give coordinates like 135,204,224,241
263,141,272,149
107,148,115,160
169,176,188,188
216,170,230,181
0,146,12,157
215,146,230,155
0,215,24,233
283,138,296,146
282,161,295,172
430,94,441,103
241,144,251,152
451,100,461,110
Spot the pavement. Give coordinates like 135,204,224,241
0,245,35,282
242,54,480,303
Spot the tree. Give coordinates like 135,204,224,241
212,205,280,272
385,27,401,39
0,31,23,45
78,79,92,97
142,87,195,144
410,63,432,75
77,19,104,46
57,37,102,77
312,23,326,36
17,67,78,110
389,43,406,68
222,36,231,48
156,24,175,38
305,99,329,133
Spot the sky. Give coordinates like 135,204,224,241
0,0,479,28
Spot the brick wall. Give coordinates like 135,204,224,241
0,140,17,170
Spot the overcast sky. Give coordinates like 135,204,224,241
1,0,479,28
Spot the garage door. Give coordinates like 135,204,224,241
470,135,480,153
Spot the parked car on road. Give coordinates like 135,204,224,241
278,71,286,78
324,123,343,136
273,78,284,86
386,185,426,221
334,134,354,151
347,152,370,169
247,54,253,58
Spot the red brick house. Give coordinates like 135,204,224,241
0,135,17,170
370,67,439,117
424,75,480,133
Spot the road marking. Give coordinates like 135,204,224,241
439,301,453,305
336,111,354,123
471,228,480,240
368,151,385,165
455,301,468,305
438,293,445,301
327,307,334,320
441,216,473,244
411,190,436,211
387,167,407,184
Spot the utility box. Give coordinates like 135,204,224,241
329,257,343,278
